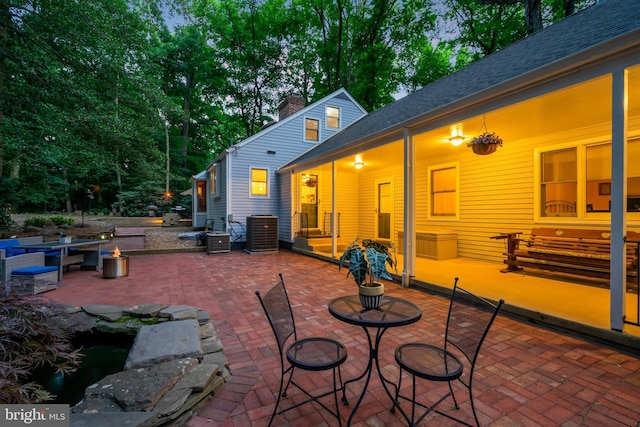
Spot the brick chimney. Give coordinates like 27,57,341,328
278,95,306,121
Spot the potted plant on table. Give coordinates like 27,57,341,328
59,232,71,244
339,238,397,309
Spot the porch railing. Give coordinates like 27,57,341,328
323,212,340,237
624,239,640,327
296,212,340,238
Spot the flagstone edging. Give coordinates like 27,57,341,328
57,303,230,427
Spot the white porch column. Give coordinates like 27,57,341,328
402,128,416,288
610,67,628,332
331,161,337,258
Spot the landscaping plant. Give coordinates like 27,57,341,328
0,290,82,403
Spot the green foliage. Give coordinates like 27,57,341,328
340,238,397,287
23,217,50,228
115,181,171,217
0,178,17,231
22,216,74,228
49,216,75,226
1,0,597,216
0,290,82,403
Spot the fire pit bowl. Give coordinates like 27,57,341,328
103,255,129,279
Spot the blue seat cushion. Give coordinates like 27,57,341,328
7,248,26,257
12,266,58,275
0,238,20,257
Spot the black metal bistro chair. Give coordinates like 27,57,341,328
394,277,504,426
255,273,348,426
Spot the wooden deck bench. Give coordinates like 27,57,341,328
492,228,640,280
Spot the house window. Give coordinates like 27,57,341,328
541,148,577,217
326,106,340,128
429,165,458,217
540,139,640,216
197,181,206,212
586,144,610,212
251,167,268,197
305,118,319,141
210,163,220,197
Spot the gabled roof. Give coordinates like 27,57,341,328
280,0,640,171
189,170,208,182
210,88,366,164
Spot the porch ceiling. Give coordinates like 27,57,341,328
333,66,639,168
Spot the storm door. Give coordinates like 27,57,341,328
301,174,319,229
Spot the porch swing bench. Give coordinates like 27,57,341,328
492,228,640,281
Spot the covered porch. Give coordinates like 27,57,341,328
295,246,640,346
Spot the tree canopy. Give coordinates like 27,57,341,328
0,0,595,219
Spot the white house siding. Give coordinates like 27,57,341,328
334,166,361,244
227,90,367,241
208,160,228,232
278,172,292,243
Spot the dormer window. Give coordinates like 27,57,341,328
326,106,340,128
305,118,319,141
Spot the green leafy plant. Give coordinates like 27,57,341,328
23,217,50,228
339,238,397,287
0,290,82,403
50,215,75,226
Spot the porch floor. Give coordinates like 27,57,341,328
304,248,640,343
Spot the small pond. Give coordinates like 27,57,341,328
33,331,135,405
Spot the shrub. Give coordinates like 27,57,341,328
0,213,14,232
49,215,75,226
0,290,82,403
23,217,50,228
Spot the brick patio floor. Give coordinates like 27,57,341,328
47,250,640,427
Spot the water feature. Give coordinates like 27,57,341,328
34,331,134,405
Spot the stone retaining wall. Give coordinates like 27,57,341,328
57,303,230,427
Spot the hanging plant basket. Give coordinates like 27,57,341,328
467,132,503,155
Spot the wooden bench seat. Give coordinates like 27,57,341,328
493,228,640,280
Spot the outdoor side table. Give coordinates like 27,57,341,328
328,295,422,426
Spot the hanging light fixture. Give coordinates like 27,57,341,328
449,135,466,146
354,155,364,169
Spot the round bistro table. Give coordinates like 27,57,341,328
328,294,422,426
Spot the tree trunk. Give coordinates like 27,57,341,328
478,0,542,34
524,0,542,34
165,115,170,195
63,168,72,213
181,72,192,171
0,0,9,178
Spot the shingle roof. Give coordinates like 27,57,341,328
281,0,640,170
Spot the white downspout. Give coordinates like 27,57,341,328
226,151,233,232
403,128,416,288
610,67,628,332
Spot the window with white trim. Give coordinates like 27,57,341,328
210,163,220,198
250,167,269,197
326,106,340,129
305,118,319,141
541,148,577,217
539,139,640,217
197,181,206,212
429,164,458,218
